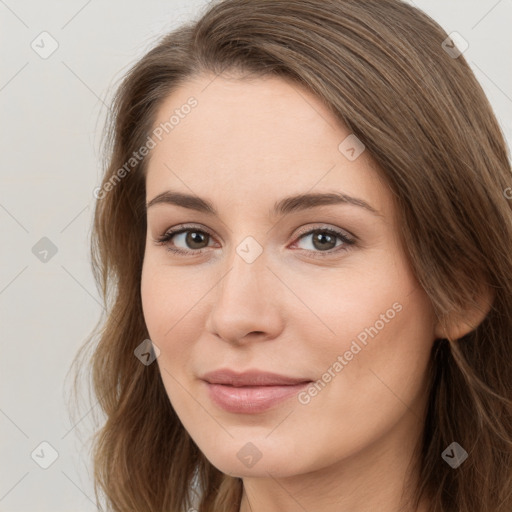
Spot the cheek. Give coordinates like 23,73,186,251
141,263,168,340
140,262,202,419
141,251,205,331
291,252,416,357
140,260,195,362
298,246,435,408
289,278,435,467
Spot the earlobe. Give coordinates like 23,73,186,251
434,284,495,340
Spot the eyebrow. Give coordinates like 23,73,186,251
146,190,381,217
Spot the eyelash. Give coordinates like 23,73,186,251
154,223,356,259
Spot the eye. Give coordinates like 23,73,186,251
291,226,355,257
154,224,216,255
153,224,356,257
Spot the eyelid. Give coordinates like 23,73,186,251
292,223,356,242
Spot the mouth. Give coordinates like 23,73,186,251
200,369,313,414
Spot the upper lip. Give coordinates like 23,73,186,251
201,369,312,387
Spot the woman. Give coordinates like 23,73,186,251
72,0,512,510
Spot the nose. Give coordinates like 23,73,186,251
204,247,284,345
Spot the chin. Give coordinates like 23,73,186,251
197,435,314,479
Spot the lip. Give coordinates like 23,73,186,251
201,369,311,386
200,369,312,414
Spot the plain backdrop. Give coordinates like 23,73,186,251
1,1,511,510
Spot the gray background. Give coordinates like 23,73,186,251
1,0,511,510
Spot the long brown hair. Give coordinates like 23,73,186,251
69,0,512,510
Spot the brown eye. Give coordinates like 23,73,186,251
294,227,354,254
310,230,338,251
155,226,215,255
183,230,210,249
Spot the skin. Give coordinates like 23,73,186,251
140,72,441,512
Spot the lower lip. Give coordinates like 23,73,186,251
204,381,311,414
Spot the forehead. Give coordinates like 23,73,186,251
145,73,391,218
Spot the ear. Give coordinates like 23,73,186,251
434,283,494,340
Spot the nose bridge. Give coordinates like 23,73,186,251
206,238,281,342
217,239,269,307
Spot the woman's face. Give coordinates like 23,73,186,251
141,73,437,479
